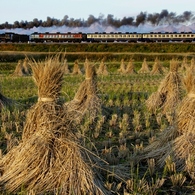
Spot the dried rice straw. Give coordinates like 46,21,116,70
146,58,183,120
117,59,126,74
125,58,137,74
151,57,164,75
0,54,109,194
138,58,150,74
136,68,195,171
97,59,109,75
64,60,101,124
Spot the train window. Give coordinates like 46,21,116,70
162,35,165,37
166,35,169,37
154,35,157,37
183,35,186,37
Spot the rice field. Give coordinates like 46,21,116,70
0,55,195,194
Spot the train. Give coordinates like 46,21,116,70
1,31,195,43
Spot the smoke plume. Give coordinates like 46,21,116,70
0,10,194,30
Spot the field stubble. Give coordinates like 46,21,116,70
0,55,194,194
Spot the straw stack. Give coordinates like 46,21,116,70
151,57,164,75
64,60,101,124
22,57,31,75
0,55,109,194
180,56,189,72
146,59,183,120
117,58,126,74
62,58,70,74
138,58,150,74
136,67,195,171
125,58,137,74
97,58,109,75
72,60,83,75
13,58,31,76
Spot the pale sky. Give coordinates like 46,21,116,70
1,0,195,24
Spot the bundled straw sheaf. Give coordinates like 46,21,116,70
72,60,83,75
151,57,164,75
138,58,150,74
0,55,109,194
97,59,109,75
146,59,183,119
136,67,195,171
117,59,126,74
13,58,31,76
125,58,137,74
64,60,101,124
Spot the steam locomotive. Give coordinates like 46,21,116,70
1,31,195,43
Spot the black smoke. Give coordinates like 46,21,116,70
0,10,194,30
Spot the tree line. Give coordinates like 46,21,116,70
0,10,195,30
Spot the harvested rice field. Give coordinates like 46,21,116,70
0,54,195,194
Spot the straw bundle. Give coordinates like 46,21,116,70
180,56,189,71
22,57,31,75
146,59,183,118
13,59,31,76
190,57,195,67
97,59,109,75
125,58,137,74
0,55,109,194
117,59,126,74
138,58,150,74
62,58,70,74
12,60,25,76
64,60,101,124
136,68,195,171
72,60,83,75
151,57,164,75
